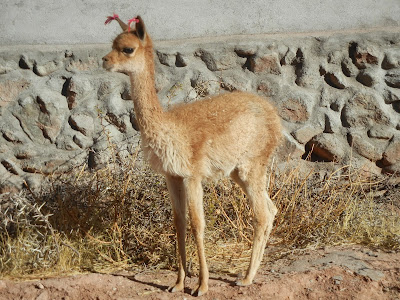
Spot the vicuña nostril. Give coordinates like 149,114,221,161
102,57,108,62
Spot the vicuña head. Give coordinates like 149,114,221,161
103,15,154,75
103,14,282,297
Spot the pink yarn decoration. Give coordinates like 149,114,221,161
105,13,119,25
127,18,140,32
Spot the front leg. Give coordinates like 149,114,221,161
185,177,209,296
166,175,187,293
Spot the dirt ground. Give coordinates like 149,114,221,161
1,245,399,300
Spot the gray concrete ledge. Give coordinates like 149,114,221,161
0,0,399,45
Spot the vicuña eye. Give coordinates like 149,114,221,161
122,48,134,54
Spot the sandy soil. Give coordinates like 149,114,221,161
1,245,399,300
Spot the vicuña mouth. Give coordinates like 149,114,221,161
102,63,114,71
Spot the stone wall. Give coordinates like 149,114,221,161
0,29,399,192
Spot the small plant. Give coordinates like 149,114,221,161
166,83,183,108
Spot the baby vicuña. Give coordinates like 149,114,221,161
102,14,282,296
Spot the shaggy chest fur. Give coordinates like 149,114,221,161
141,127,192,177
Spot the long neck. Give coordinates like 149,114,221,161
129,52,164,136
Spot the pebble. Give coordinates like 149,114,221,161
0,280,6,290
332,275,343,285
34,283,45,290
35,290,49,300
365,251,378,257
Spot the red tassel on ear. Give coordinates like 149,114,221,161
127,18,140,32
105,13,119,25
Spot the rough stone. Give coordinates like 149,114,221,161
66,57,100,72
0,141,9,154
103,93,130,117
349,42,380,70
1,125,31,144
195,49,218,71
154,71,171,93
324,111,341,134
0,79,30,106
215,52,244,71
105,113,129,133
296,63,322,89
305,133,347,162
19,52,65,74
392,100,400,113
234,46,258,57
156,50,176,67
319,88,350,111
220,70,254,92
327,50,345,65
55,132,81,151
341,57,359,77
34,60,64,76
348,131,384,162
13,144,39,160
0,58,18,74
1,158,22,175
97,74,129,99
65,75,94,109
189,70,221,96
279,98,310,123
322,70,346,89
175,53,188,67
69,113,95,136
21,151,86,175
384,70,400,88
19,54,34,70
382,47,400,69
0,173,25,193
278,132,305,160
382,135,400,166
367,125,395,140
292,124,324,144
196,49,245,71
35,90,69,142
382,162,400,174
341,93,390,128
256,76,282,98
257,81,273,96
356,69,376,87
278,90,316,124
313,251,384,281
23,173,44,190
73,133,93,149
383,88,400,104
250,53,281,75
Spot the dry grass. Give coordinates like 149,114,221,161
0,148,399,280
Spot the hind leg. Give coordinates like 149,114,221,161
231,166,277,286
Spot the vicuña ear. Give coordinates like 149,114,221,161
135,16,146,41
116,18,129,31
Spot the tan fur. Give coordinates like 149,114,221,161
103,15,282,296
